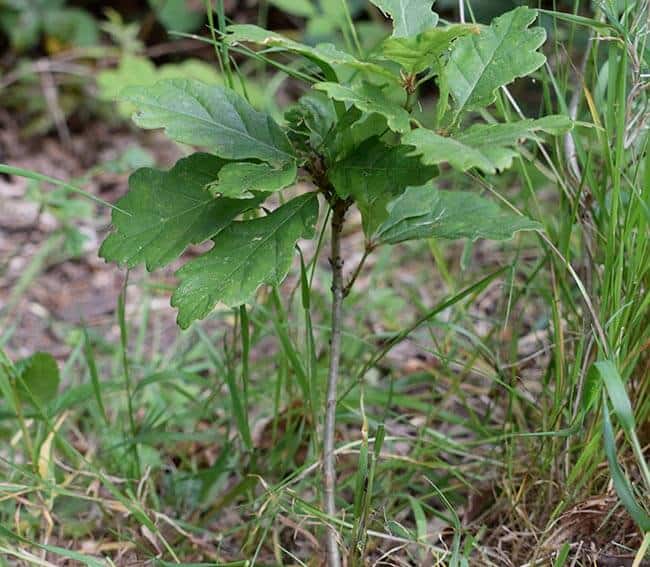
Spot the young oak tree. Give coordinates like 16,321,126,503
100,2,570,563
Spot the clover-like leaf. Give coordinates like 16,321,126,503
329,137,437,238
381,25,479,74
370,0,438,38
403,115,572,174
122,79,294,165
225,24,397,83
376,184,541,244
100,154,264,271
314,82,411,134
445,7,546,116
209,161,298,198
172,193,319,328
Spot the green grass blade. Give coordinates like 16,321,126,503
197,326,252,449
0,164,128,214
602,402,650,531
117,276,141,478
596,360,636,433
82,326,110,426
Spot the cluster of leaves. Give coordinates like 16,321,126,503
101,1,571,329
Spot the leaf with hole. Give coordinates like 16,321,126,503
445,7,546,115
122,79,294,165
172,194,319,328
99,154,264,271
209,161,298,198
375,183,541,244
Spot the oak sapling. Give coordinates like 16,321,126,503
100,2,570,564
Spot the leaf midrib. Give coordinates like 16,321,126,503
134,89,292,162
208,196,313,299
118,198,211,242
452,12,516,114
180,196,315,308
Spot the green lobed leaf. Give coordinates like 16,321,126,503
381,24,479,74
329,137,437,238
14,352,60,406
403,115,572,174
172,194,319,328
314,81,411,134
122,79,294,165
100,154,264,271
445,7,546,115
375,184,541,244
209,161,298,198
225,24,397,83
369,0,439,38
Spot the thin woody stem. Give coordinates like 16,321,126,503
343,245,373,298
323,197,348,567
